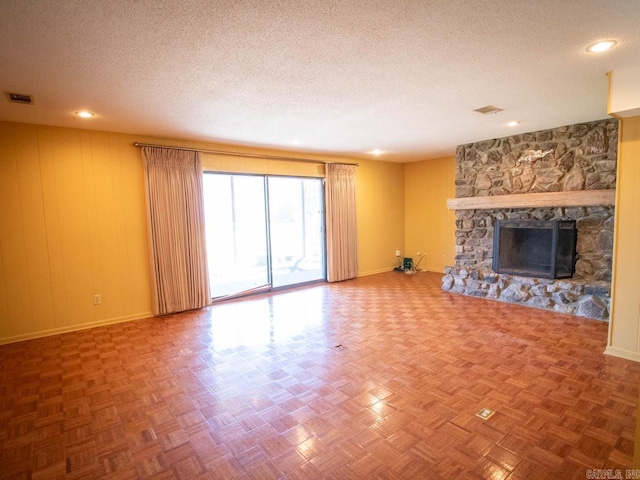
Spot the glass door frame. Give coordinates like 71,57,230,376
203,171,327,301
266,174,327,291
203,172,271,300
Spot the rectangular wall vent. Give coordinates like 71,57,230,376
473,105,503,115
6,92,34,105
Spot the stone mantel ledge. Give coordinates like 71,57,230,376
441,266,611,321
446,189,615,211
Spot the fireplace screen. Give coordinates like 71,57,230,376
492,219,577,279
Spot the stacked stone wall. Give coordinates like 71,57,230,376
444,118,618,321
455,206,614,282
455,119,617,199
442,267,610,320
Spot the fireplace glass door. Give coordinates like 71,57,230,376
492,219,577,279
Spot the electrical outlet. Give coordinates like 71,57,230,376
93,294,101,305
395,250,401,257
417,251,421,257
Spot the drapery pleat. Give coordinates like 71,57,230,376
325,164,358,282
142,147,210,315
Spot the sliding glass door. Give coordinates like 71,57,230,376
203,174,269,298
203,173,325,299
268,177,325,288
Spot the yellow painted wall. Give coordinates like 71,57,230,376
607,116,640,361
355,159,405,276
404,157,456,272
0,123,153,343
0,122,405,343
202,152,325,177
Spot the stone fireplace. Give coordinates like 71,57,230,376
442,119,617,321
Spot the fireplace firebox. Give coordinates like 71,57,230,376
492,219,577,279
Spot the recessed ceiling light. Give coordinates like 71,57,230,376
507,121,520,127
291,139,301,146
368,148,384,156
586,40,617,53
75,110,95,118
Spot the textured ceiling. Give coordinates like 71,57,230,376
1,0,639,162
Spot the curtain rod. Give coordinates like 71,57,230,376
132,142,358,166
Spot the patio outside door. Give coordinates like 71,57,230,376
203,173,325,299
268,177,325,288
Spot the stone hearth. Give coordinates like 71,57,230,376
442,266,611,320
442,119,617,321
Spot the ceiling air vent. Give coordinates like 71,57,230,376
6,92,34,105
473,105,503,115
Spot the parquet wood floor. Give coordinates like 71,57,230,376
1,271,639,479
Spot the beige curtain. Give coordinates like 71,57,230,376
325,163,358,282
142,147,210,315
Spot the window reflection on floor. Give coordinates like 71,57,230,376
207,287,325,350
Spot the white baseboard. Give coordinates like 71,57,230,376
604,346,640,363
0,311,154,346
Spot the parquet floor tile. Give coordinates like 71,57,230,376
1,271,640,479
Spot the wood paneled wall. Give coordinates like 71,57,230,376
0,122,409,342
0,123,153,342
